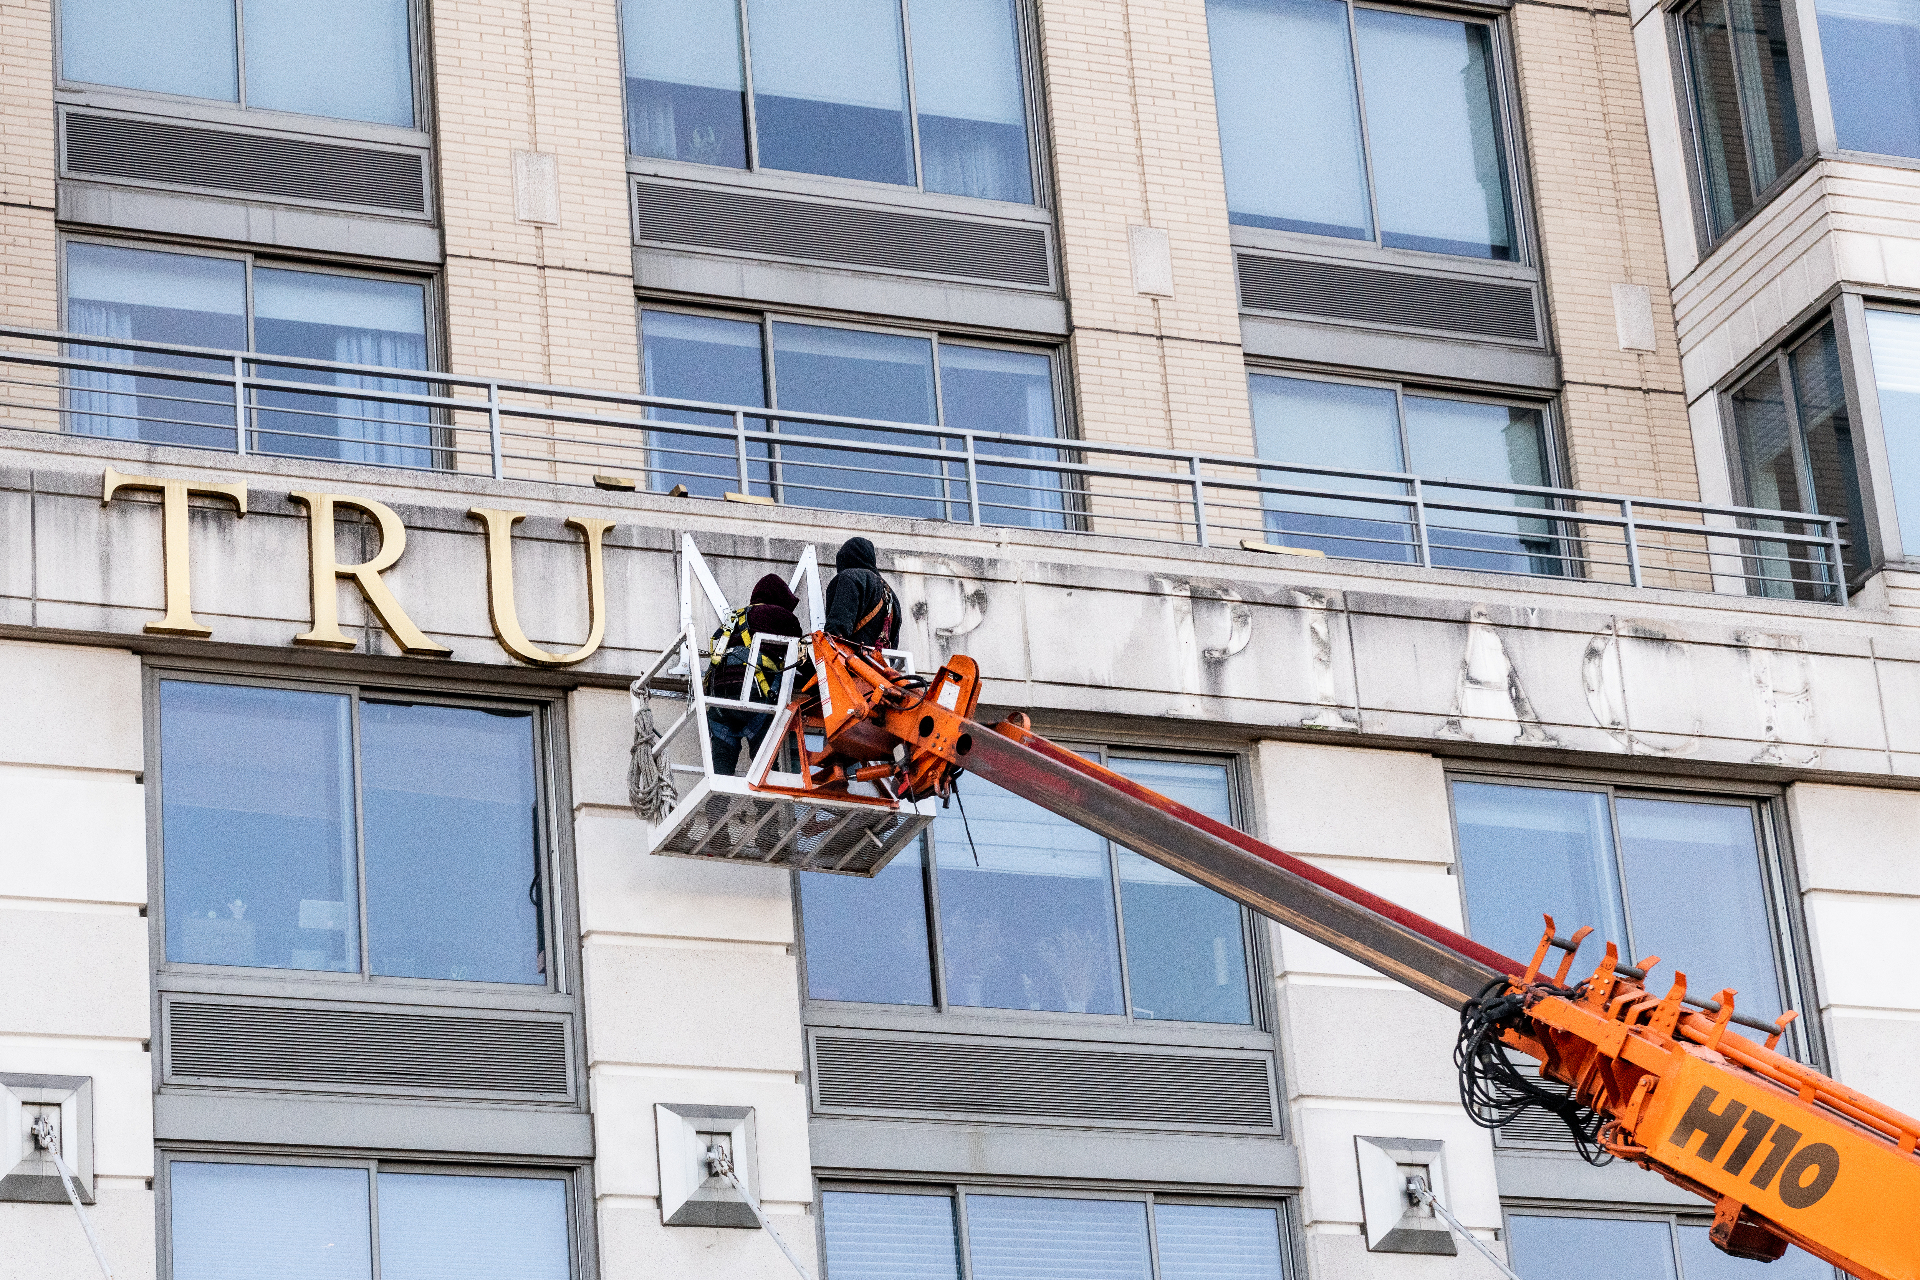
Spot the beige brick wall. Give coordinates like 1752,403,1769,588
1,0,59,334
434,0,639,398
1040,0,1256,461
1512,0,1697,503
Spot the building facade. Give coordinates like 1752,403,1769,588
1,0,1916,1274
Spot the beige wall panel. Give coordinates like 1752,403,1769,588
0,0,55,213
581,940,805,1072
0,641,143,773
0,1188,156,1280
0,910,149,1041
0,205,58,335
574,814,795,946
1252,741,1454,863
597,1197,818,1280
0,768,146,905
1512,3,1698,502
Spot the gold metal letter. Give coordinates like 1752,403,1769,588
469,507,615,666
290,491,451,656
102,467,248,637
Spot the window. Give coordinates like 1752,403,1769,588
638,307,1065,527
1676,0,1805,243
1504,1211,1834,1279
166,1159,573,1280
1247,371,1559,574
800,754,1256,1025
1452,780,1794,1028
63,240,434,467
820,1187,1291,1280
1862,307,1920,559
1727,319,1867,591
1813,0,1920,161
60,0,416,127
158,679,550,986
621,0,1036,203
1206,0,1517,259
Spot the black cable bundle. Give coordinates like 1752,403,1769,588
1456,978,1613,1166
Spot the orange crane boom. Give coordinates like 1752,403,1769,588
763,631,1920,1280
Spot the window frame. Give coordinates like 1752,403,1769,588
1442,767,1824,1069
1213,0,1539,273
143,662,579,1004
813,1177,1302,1280
617,0,1054,214
1243,363,1566,489
795,741,1276,1041
1666,0,1819,253
635,300,1080,521
1498,1203,1838,1278
154,1149,596,1280
1716,298,1889,578
52,0,433,140
58,232,451,462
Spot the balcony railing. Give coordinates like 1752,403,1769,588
0,325,1850,603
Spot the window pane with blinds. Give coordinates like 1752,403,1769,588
1249,373,1411,562
1676,1224,1834,1277
1110,759,1252,1025
801,844,937,1005
360,703,545,985
161,682,360,973
1866,307,1920,556
935,773,1125,1015
1681,0,1803,241
622,0,749,167
1816,0,1920,161
1506,1215,1678,1280
242,0,414,125
1154,1204,1287,1280
60,0,238,100
909,0,1034,202
964,1195,1152,1280
170,1162,373,1280
745,0,915,185
1402,396,1555,575
376,1173,571,1280
1453,782,1625,966
821,1191,962,1280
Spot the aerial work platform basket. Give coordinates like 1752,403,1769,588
631,536,936,877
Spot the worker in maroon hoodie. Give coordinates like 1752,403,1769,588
704,573,805,775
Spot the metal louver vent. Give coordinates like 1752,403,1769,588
812,1035,1276,1129
64,113,427,213
1492,1064,1581,1149
634,181,1052,288
166,1001,570,1096
1237,254,1539,343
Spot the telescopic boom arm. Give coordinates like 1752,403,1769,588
768,632,1920,1280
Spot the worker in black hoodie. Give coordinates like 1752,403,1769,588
824,536,901,649
705,572,804,775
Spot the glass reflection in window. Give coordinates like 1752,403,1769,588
1816,0,1920,162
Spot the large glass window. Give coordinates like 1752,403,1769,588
168,1159,572,1280
1677,0,1805,243
621,0,1035,202
821,1188,1291,1280
1861,307,1920,559
1505,1211,1834,1279
60,0,415,126
800,753,1255,1025
1814,0,1920,161
159,679,549,985
1248,371,1559,574
63,241,434,468
638,308,1065,527
1207,0,1516,259
1727,319,1867,592
1452,780,1792,1027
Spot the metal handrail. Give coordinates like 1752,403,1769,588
0,325,1852,603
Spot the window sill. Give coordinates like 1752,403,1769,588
804,999,1273,1050
157,964,573,1012
55,84,430,150
627,156,1053,226
1230,223,1539,284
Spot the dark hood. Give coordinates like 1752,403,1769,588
749,573,799,611
835,537,878,572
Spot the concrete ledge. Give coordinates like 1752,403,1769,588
58,180,443,265
810,1115,1301,1188
1494,1150,1699,1207
155,1090,594,1159
1241,313,1561,391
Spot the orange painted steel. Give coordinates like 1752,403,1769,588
764,634,1920,1279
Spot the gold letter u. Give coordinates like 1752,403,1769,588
469,507,616,667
